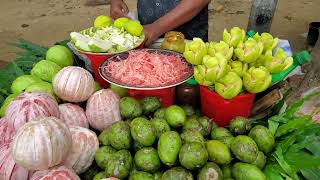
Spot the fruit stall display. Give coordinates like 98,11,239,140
0,15,319,180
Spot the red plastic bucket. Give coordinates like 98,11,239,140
200,86,255,127
77,43,144,88
78,52,111,88
128,87,175,107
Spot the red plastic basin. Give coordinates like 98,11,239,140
77,43,144,88
200,86,255,127
78,52,111,88
128,87,175,107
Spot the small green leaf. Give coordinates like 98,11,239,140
264,163,285,180
306,140,320,156
268,120,280,136
275,116,312,138
274,147,299,180
300,168,320,180
285,150,320,169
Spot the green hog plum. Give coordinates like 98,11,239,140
154,108,166,119
179,142,208,170
140,97,161,114
231,135,259,163
183,117,203,133
165,105,186,128
211,127,233,140
219,136,234,148
106,150,133,179
206,140,232,165
229,116,251,135
180,130,205,145
120,97,142,119
129,171,154,180
93,171,106,180
252,151,266,169
161,167,193,180
222,164,232,179
134,147,161,173
95,146,116,169
154,171,163,180
182,105,195,117
151,118,171,138
131,117,156,146
108,121,132,150
198,162,223,180
158,131,182,166
249,125,275,154
98,127,111,146
197,116,213,136
232,162,266,180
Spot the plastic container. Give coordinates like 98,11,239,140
176,77,200,108
275,39,292,57
77,51,112,88
69,43,144,88
272,51,310,84
128,87,175,107
200,86,256,127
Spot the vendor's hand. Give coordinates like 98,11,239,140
143,24,163,47
110,0,129,19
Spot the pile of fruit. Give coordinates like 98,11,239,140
88,96,271,180
0,20,319,180
184,27,294,99
70,16,145,53
0,45,76,117
0,40,319,180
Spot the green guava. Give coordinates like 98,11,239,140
114,17,130,29
94,15,113,29
31,60,62,82
110,84,128,97
0,93,19,117
125,20,144,36
25,81,54,97
46,45,73,67
11,75,41,94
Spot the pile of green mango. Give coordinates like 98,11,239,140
184,27,293,99
80,96,275,180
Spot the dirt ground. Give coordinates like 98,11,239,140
0,0,319,64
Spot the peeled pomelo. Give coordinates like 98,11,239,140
46,45,74,68
114,17,130,29
94,15,112,29
125,20,143,36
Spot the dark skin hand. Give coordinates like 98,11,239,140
110,0,211,46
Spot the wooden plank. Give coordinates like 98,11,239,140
250,89,281,115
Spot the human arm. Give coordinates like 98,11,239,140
143,0,211,46
110,0,129,19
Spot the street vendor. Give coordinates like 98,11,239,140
110,0,211,46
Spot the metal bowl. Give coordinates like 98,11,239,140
99,48,194,90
